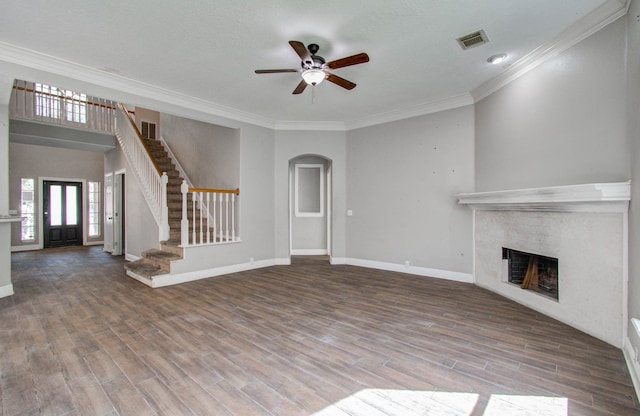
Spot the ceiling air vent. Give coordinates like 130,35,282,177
456,30,489,50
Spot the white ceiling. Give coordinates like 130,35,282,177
0,0,627,129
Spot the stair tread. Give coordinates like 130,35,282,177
142,248,183,261
124,260,167,277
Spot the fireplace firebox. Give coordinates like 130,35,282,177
503,247,558,300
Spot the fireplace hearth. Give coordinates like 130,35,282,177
503,247,558,300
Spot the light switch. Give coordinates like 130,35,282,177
347,210,353,216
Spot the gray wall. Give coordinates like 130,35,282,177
104,145,159,257
627,0,640,358
160,113,240,190
475,18,629,192
9,142,105,247
346,105,475,273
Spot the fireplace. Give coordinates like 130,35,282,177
457,181,630,347
503,247,558,300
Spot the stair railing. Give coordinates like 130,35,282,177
10,79,116,133
115,104,169,241
181,182,240,246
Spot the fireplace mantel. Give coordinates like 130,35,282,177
457,181,630,212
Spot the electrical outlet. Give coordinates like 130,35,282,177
405,261,410,268
250,257,254,264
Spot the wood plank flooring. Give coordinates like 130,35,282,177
2,246,639,415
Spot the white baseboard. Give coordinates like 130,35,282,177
145,258,279,288
0,284,14,298
291,249,328,255
125,255,473,288
11,244,40,252
84,241,104,246
343,257,474,283
624,336,640,401
125,253,141,262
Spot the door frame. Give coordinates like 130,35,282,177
38,176,88,249
288,156,332,256
112,170,126,255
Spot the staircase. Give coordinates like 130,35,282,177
124,137,185,284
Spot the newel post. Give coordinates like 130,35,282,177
180,180,189,246
160,172,169,241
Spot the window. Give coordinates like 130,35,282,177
21,178,35,242
35,83,87,124
88,181,101,237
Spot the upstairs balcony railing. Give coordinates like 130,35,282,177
10,80,116,133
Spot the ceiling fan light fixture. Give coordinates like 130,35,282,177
301,69,326,85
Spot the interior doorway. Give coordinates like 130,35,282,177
289,155,332,257
104,171,126,255
43,181,83,248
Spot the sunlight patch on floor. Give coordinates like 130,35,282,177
313,389,568,416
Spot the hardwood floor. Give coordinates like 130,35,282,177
2,246,639,415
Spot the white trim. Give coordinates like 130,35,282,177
345,94,474,131
11,244,40,252
344,257,473,283
329,257,347,265
0,1,627,132
0,284,14,298
275,120,346,131
457,181,631,212
128,258,279,288
472,0,630,102
275,257,291,265
624,336,640,401
291,249,328,255
0,42,276,130
84,240,104,246
125,253,141,262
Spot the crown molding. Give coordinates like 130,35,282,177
472,0,630,102
0,0,630,132
274,120,346,131
344,93,474,131
0,42,277,130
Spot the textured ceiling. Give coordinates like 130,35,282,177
0,0,622,128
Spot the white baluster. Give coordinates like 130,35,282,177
198,192,204,245
212,193,218,244
192,192,197,245
181,180,189,246
160,172,169,241
206,193,211,244
225,193,229,242
231,194,236,241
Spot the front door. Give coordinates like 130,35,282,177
43,181,83,248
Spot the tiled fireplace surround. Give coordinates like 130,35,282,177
458,182,630,348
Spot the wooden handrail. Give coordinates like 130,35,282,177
189,187,240,195
118,103,163,177
12,85,117,110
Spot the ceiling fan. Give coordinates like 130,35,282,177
255,41,370,94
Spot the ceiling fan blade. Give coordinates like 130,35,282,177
292,79,308,95
326,73,356,90
255,69,298,74
326,53,370,70
289,40,310,62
